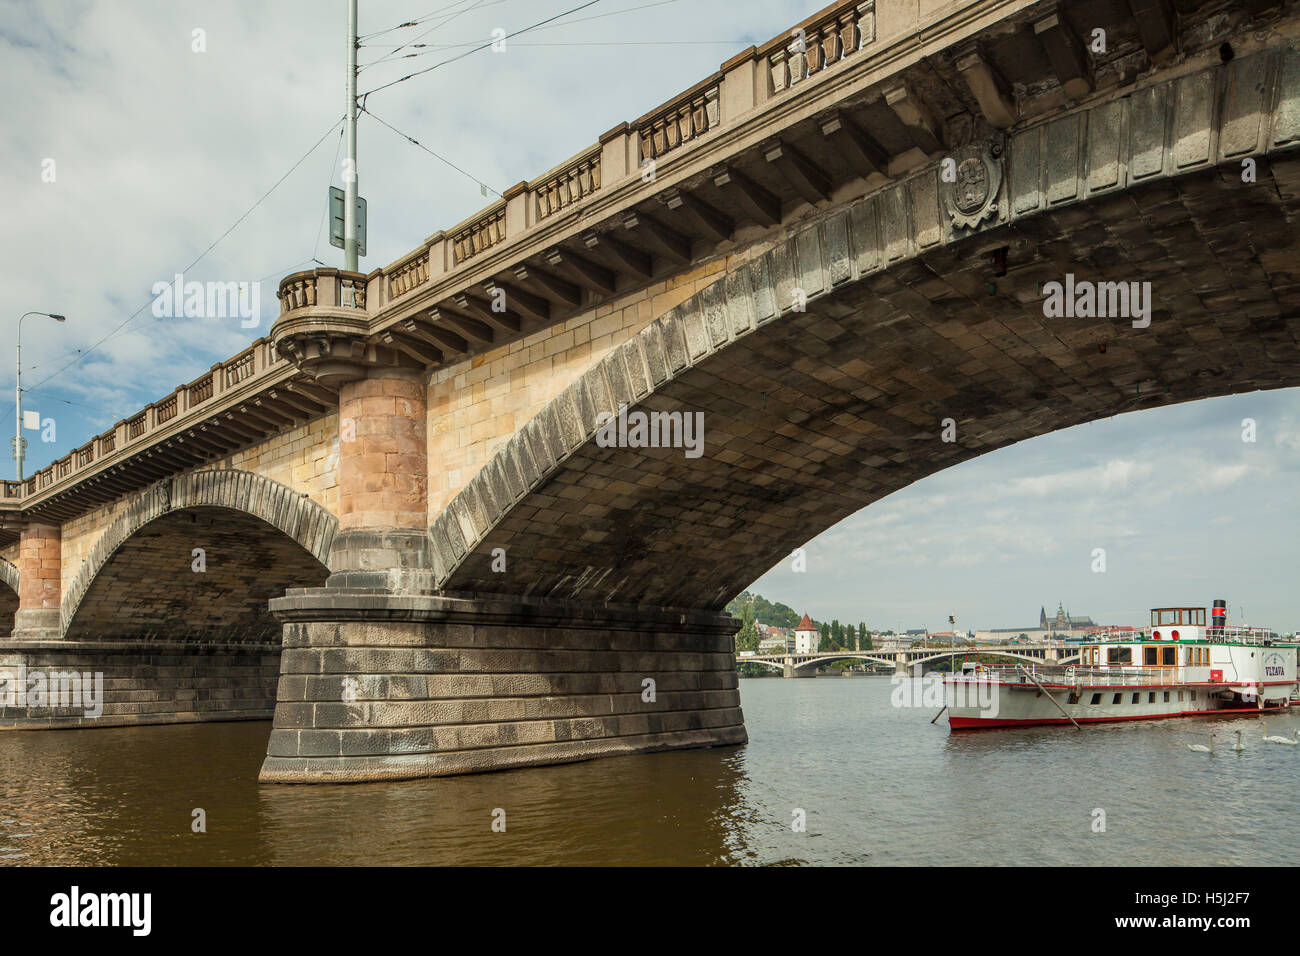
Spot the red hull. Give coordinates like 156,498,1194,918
949,704,1289,731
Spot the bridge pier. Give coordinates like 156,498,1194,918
259,338,746,783
259,593,746,783
325,367,434,593
12,522,61,641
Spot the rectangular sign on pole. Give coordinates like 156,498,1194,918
328,187,367,257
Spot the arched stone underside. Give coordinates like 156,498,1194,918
432,48,1300,608
0,557,18,636
62,469,336,639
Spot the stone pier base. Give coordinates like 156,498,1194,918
0,641,280,728
259,590,747,784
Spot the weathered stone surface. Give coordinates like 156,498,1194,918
258,591,745,784
433,51,1300,609
0,641,280,729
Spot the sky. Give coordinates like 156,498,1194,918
3,0,1298,634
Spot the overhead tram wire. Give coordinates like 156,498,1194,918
313,125,347,260
358,0,694,73
359,0,606,98
370,39,753,51
358,0,503,72
512,0,683,35
356,0,494,43
361,106,502,197
24,117,344,396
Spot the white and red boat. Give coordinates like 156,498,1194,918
945,601,1299,730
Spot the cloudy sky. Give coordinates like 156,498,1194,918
4,1,1298,634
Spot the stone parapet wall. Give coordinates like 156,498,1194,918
259,592,745,782
0,641,280,728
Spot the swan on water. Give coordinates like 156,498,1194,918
1262,725,1298,746
1232,729,1244,751
1188,735,1213,753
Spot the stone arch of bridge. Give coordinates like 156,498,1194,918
0,557,17,636
428,49,1300,611
903,648,1079,669
788,654,892,670
61,469,337,640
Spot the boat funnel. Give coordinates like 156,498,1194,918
1211,599,1227,633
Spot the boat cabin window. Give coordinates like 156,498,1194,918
1150,608,1207,627
1144,646,1158,666
1107,646,1132,665
1162,647,1176,666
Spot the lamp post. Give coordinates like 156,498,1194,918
15,311,66,481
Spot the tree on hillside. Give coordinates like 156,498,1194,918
736,603,760,653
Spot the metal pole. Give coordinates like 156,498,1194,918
343,0,359,274
14,311,65,482
15,315,22,481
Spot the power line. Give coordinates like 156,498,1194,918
359,0,502,71
21,255,322,377
359,0,605,98
357,0,488,42
361,106,502,197
369,38,750,57
23,118,343,394
521,0,683,35
363,0,683,67
313,125,346,261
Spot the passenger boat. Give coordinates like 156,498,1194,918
945,601,1299,730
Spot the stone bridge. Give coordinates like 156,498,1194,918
740,641,1080,676
2,0,1298,782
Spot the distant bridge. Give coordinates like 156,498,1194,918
739,642,1080,677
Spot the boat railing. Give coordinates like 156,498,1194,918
948,665,1173,687
1202,626,1272,645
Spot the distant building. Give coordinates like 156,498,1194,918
873,634,917,653
793,614,819,654
972,602,1102,643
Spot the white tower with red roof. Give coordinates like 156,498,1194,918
794,613,819,654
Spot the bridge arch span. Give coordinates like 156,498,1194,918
430,49,1300,609
62,469,337,639
904,648,1079,668
0,557,17,636
788,654,890,671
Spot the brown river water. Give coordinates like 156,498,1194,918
0,676,1294,865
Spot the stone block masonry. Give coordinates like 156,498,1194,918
0,642,280,728
426,257,744,517
259,592,745,782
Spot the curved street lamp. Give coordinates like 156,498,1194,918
16,311,67,481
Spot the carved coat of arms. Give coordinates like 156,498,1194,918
941,135,1003,231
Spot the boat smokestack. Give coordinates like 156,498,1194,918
1211,599,1227,633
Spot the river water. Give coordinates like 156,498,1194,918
1,675,1295,866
